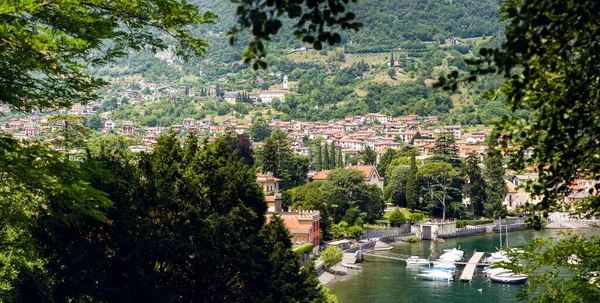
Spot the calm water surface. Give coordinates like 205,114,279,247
329,229,600,303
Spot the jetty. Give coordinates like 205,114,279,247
459,252,485,282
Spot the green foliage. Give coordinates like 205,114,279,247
388,165,411,207
249,119,272,142
456,220,467,228
289,182,331,239
463,153,486,218
0,0,215,111
405,154,420,211
330,221,349,240
316,142,323,171
408,213,425,222
346,226,364,239
84,114,103,131
330,142,337,168
404,236,420,243
504,234,600,303
418,161,460,220
230,0,362,68
321,246,343,270
45,114,92,152
259,130,309,188
388,210,406,226
430,132,460,168
323,142,330,170
322,169,385,224
293,243,314,259
377,148,396,179
361,146,376,165
483,145,507,219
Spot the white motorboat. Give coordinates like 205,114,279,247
429,262,457,272
486,250,510,263
416,270,454,282
406,256,431,266
489,272,528,284
443,248,465,257
341,262,362,270
438,253,462,262
483,267,510,278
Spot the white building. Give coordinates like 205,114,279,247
259,89,286,103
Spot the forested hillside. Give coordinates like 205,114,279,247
75,0,510,126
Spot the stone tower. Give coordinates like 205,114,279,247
283,74,288,90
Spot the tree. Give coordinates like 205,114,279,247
316,142,323,171
330,142,337,168
361,146,376,165
225,132,255,167
430,132,460,167
84,114,103,131
0,0,215,111
418,162,460,220
290,182,331,239
346,225,364,239
387,68,397,79
320,246,343,270
463,153,486,218
388,165,411,207
330,221,349,240
338,148,344,168
321,169,385,224
259,130,308,188
388,210,406,226
377,148,397,179
250,120,272,141
483,149,508,219
45,114,92,152
323,142,330,170
405,154,420,211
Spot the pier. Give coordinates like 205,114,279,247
360,249,411,262
459,252,485,282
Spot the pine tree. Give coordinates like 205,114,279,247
316,143,322,171
430,131,460,167
338,148,343,168
463,153,486,218
483,148,508,218
405,153,419,211
390,52,394,66
330,142,336,168
323,143,330,170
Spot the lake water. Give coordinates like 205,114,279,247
328,229,600,303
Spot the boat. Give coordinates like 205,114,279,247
406,256,431,266
485,250,510,263
341,262,362,270
489,272,528,284
438,253,462,262
429,262,457,272
416,270,454,282
483,267,509,278
443,248,465,257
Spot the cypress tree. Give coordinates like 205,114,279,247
405,153,419,211
483,148,508,218
330,142,336,168
316,143,322,171
338,148,343,168
323,143,330,170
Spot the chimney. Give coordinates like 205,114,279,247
274,193,282,213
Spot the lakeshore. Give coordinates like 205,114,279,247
327,228,600,303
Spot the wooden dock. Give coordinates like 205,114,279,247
459,252,485,282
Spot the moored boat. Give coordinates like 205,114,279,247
489,272,528,284
416,270,454,282
406,256,431,266
341,262,362,270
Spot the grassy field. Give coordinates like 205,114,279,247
384,208,432,221
345,53,389,66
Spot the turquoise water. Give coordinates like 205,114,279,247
328,229,600,303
